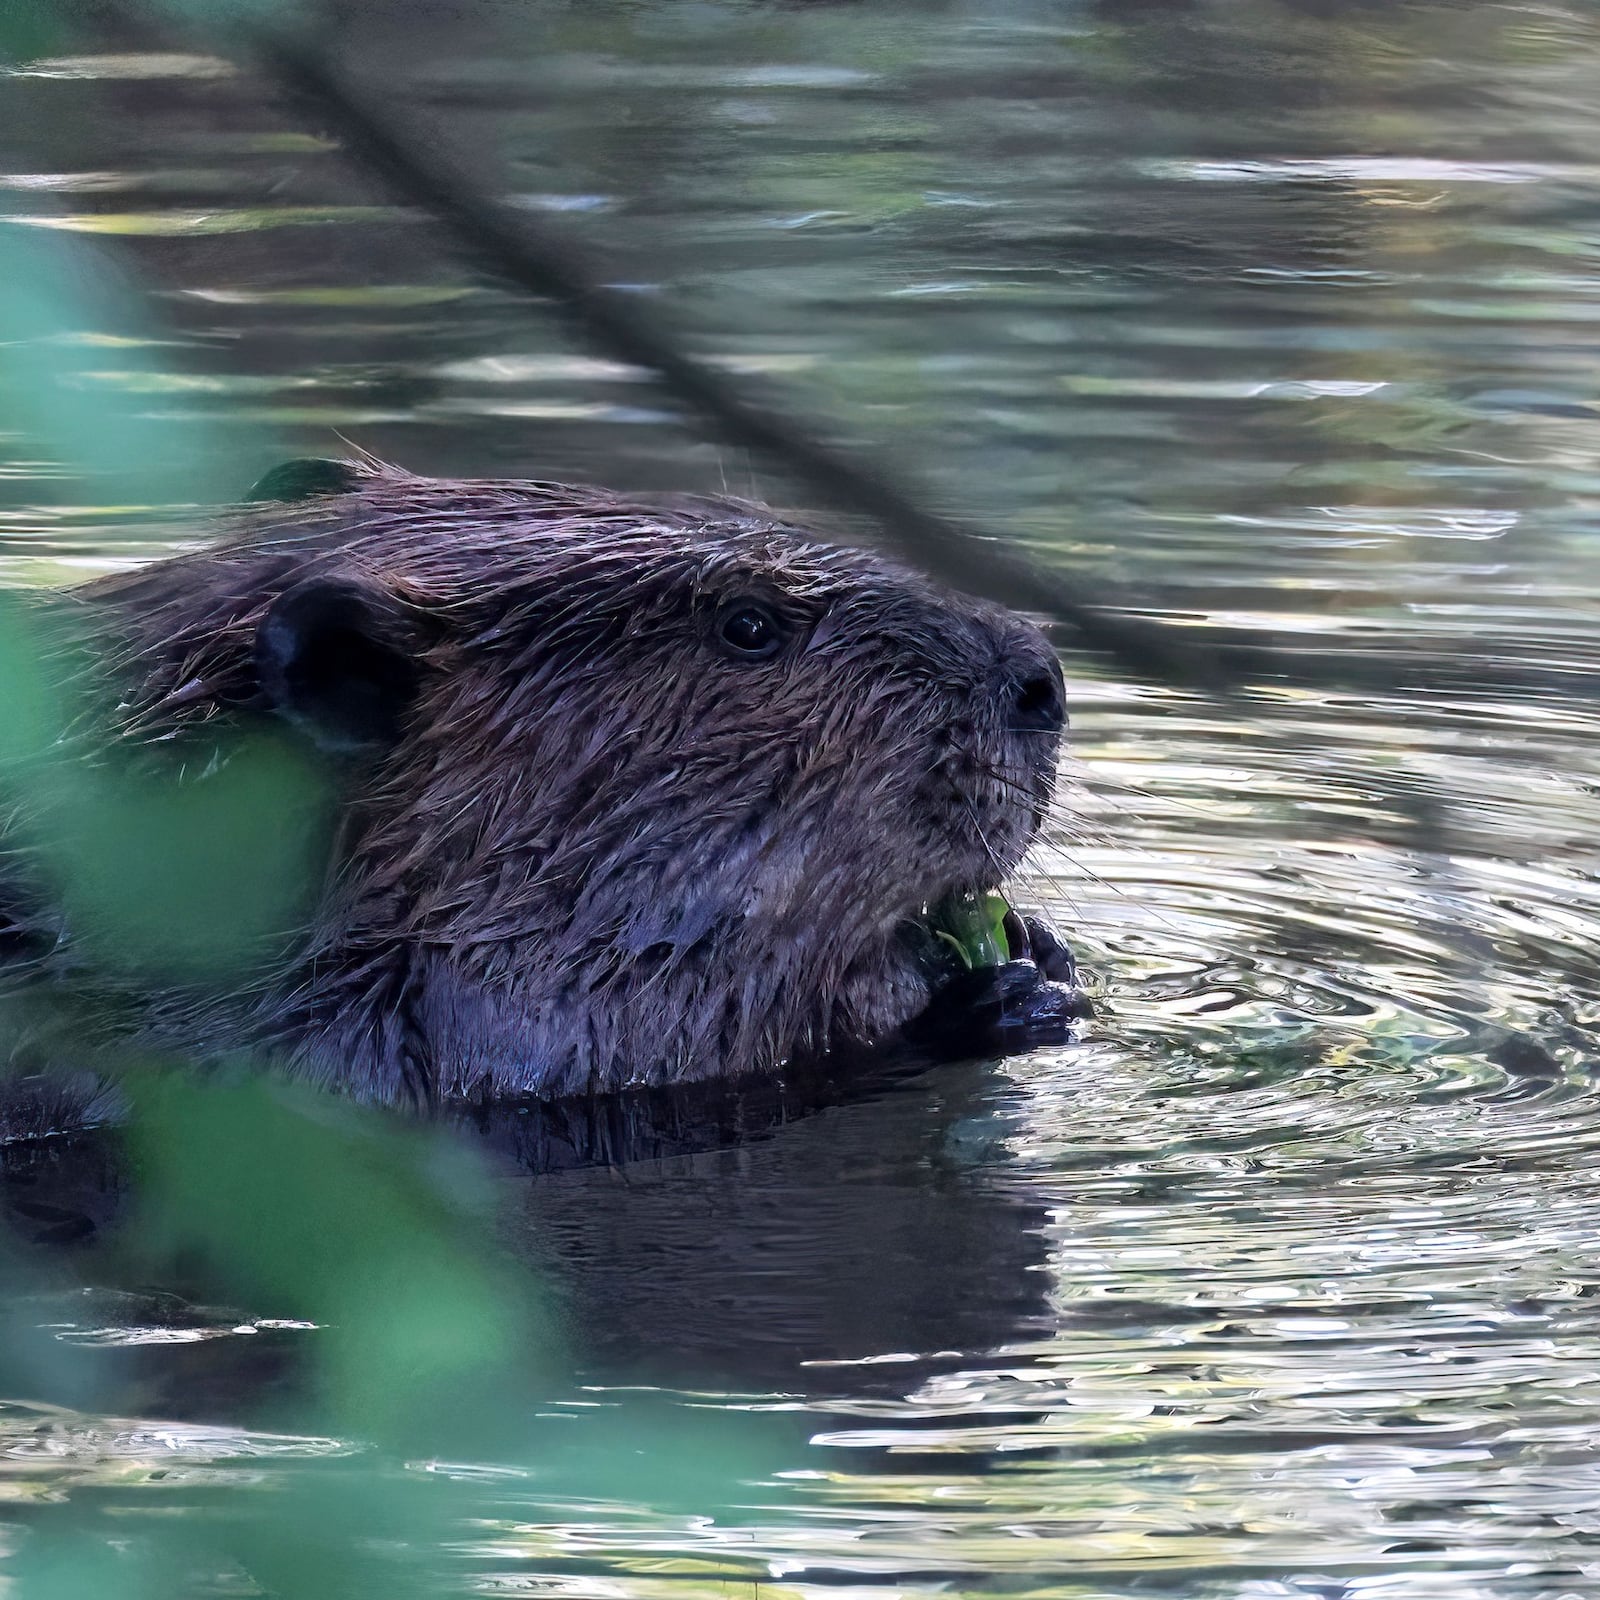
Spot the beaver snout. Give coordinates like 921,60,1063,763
986,617,1066,741
1006,656,1066,736
974,627,1066,857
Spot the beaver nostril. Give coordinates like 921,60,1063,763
1012,669,1065,734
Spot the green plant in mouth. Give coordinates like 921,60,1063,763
926,889,1012,971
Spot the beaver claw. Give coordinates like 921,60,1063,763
906,944,1089,1061
1003,911,1078,986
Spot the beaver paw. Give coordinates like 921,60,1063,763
907,950,1089,1060
1002,911,1078,986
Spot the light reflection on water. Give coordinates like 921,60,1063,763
8,0,1600,1593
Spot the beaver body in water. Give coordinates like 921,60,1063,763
0,460,1076,1116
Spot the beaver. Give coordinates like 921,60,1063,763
0,459,1077,1116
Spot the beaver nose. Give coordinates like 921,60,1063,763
1009,657,1067,734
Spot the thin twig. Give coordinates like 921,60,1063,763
246,29,1283,699
238,28,1465,871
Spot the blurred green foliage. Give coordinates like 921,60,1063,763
126,1075,538,1447
0,595,334,977
0,1,69,66
0,225,251,509
50,727,333,978
0,10,789,1594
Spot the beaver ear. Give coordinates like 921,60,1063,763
256,576,424,753
244,457,364,504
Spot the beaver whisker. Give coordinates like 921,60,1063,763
963,749,1149,854
947,786,1012,882
2,460,1075,1109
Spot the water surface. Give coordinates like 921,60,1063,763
7,1,1600,1594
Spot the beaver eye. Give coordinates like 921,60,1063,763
715,600,786,661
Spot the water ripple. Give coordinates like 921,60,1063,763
9,1,1600,1595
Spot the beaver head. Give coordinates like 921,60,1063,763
64,461,1066,1103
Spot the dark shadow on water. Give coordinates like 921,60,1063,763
495,1055,1051,1395
1,1050,1051,1413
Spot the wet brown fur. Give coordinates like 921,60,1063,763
20,462,1065,1105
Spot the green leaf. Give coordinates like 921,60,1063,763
0,1,73,67
0,221,251,506
46,731,335,979
928,889,1012,970
0,593,332,977
123,1075,551,1450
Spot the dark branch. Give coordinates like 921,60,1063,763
244,29,1282,699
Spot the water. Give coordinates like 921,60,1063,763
7,0,1600,1593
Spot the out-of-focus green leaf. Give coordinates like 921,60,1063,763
5,1521,165,1600
124,1075,550,1450
538,1390,805,1517
48,730,334,978
0,593,333,977
0,1,73,67
0,594,67,770
0,221,249,506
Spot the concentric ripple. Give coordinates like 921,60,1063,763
10,0,1600,1596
